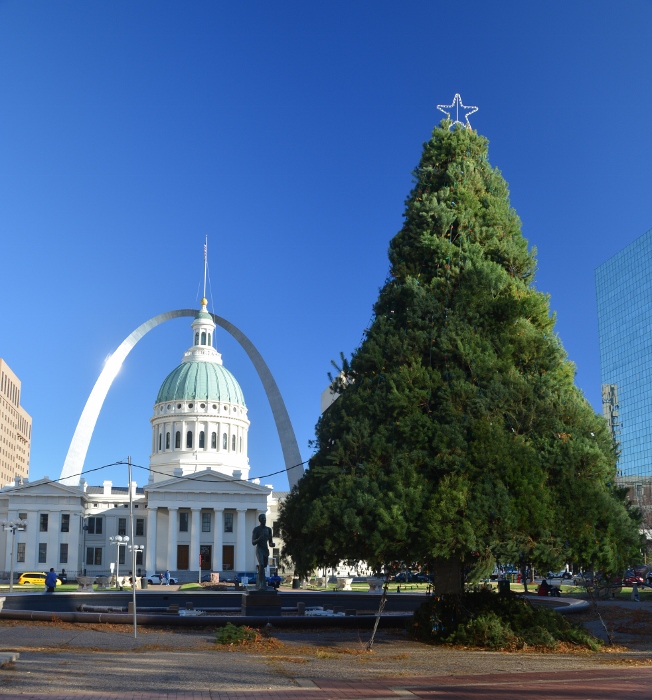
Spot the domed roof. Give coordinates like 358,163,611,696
156,361,246,406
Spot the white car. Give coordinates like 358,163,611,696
144,572,179,585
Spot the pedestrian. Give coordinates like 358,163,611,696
45,568,58,593
159,572,164,585
537,579,550,597
165,569,171,585
632,582,640,602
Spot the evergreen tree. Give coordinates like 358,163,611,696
279,120,641,584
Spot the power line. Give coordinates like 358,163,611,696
5,458,309,492
128,458,309,484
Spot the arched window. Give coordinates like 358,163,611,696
208,333,212,346
175,431,181,449
194,332,199,345
222,433,227,450
186,431,193,448
166,432,170,449
211,432,217,449
232,434,236,451
201,331,206,345
158,434,162,451
199,431,205,449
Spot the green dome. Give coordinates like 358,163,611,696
156,361,246,406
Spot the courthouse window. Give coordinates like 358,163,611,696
38,543,47,563
179,512,189,532
16,543,25,562
60,543,68,564
202,512,211,532
199,431,205,449
118,518,127,536
136,518,144,536
86,547,102,566
39,514,48,532
61,514,70,532
211,432,217,449
87,517,103,534
186,431,193,448
224,512,233,533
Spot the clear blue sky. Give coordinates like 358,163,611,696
1,1,651,491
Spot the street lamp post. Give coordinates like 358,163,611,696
109,535,129,588
2,519,26,593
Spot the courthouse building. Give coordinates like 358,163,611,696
0,302,285,579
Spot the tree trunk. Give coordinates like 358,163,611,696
433,557,463,595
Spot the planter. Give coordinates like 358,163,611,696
366,577,385,593
336,577,353,591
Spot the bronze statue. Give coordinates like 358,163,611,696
251,513,275,590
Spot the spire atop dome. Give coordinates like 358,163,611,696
202,235,208,303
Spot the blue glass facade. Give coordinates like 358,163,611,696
596,227,652,479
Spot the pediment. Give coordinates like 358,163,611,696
3,478,85,499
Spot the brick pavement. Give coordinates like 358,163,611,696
0,667,650,699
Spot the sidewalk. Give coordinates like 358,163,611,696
0,667,650,699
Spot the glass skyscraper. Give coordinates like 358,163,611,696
596,227,652,480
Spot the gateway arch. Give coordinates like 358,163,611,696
59,309,304,489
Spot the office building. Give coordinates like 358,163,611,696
0,359,31,486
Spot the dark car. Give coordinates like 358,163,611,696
395,572,423,583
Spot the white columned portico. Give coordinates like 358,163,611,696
167,507,178,570
190,508,200,572
236,509,246,572
213,508,223,571
146,507,157,572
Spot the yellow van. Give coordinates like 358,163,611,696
17,572,60,586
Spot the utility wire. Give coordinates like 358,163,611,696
7,458,309,492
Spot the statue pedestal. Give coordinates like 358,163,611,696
241,589,282,617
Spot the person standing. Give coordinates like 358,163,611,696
165,569,171,586
45,568,58,593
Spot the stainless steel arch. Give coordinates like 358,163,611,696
59,309,304,489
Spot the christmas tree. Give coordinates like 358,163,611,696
279,117,640,588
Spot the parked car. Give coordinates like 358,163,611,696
144,572,179,585
237,572,257,584
622,570,645,586
17,572,61,586
547,570,573,580
394,572,416,583
394,572,428,583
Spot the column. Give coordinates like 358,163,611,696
236,509,246,572
213,508,223,571
190,508,200,572
145,508,157,572
167,508,178,570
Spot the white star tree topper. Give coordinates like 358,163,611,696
437,94,478,130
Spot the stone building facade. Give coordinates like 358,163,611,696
0,359,31,486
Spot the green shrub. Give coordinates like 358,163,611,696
215,622,257,645
410,589,600,651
